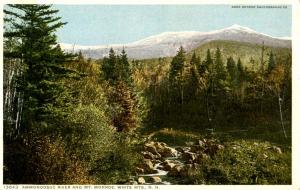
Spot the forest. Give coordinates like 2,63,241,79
3,5,291,185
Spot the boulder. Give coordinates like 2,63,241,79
195,153,209,164
198,140,206,147
141,159,156,174
182,151,197,162
142,151,157,160
180,164,193,177
160,146,177,157
168,165,184,177
137,177,146,184
271,146,282,154
175,147,185,153
149,176,162,183
135,167,144,174
190,145,205,153
163,161,176,171
205,144,224,155
145,142,160,156
128,181,138,185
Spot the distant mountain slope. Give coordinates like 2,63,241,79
60,24,291,59
187,40,291,68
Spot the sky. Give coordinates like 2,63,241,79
54,5,292,45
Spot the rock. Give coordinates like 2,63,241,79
190,145,205,153
168,165,184,177
195,153,209,163
140,159,155,173
128,181,138,185
175,147,185,153
145,142,160,156
149,176,162,183
185,141,195,146
205,144,224,155
160,146,177,157
271,146,282,154
142,151,157,160
182,151,197,162
163,161,176,171
198,140,206,147
135,167,144,174
137,177,146,184
179,164,193,177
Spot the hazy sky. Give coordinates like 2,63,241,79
54,5,292,45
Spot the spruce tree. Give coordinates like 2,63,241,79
237,58,244,82
215,48,226,80
268,51,276,73
4,4,74,131
169,46,186,105
102,48,117,82
226,56,237,81
204,49,213,73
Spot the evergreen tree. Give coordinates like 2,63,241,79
268,51,276,73
119,48,132,85
215,48,226,80
204,49,213,73
102,48,117,82
237,58,245,82
226,56,237,81
100,48,138,132
184,52,199,99
169,46,186,105
4,4,74,131
169,46,186,81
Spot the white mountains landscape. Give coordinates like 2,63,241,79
60,24,291,59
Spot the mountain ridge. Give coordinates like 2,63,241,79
60,24,291,59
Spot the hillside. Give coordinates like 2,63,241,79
187,40,291,69
60,25,291,59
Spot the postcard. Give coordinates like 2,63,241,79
1,1,299,190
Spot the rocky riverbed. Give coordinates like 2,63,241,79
128,138,226,185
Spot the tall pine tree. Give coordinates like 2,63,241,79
4,4,74,132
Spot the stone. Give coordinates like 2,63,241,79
137,177,146,184
160,146,177,157
198,140,206,147
190,145,205,153
129,181,138,185
195,153,209,164
140,159,155,174
182,151,197,162
175,147,185,153
168,165,184,177
205,144,224,155
142,151,156,160
272,146,282,154
149,176,162,183
179,164,193,177
135,167,144,174
163,161,176,171
145,142,160,156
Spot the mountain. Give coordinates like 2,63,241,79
60,24,291,59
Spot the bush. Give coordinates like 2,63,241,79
4,132,94,184
191,140,291,184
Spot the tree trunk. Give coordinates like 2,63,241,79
278,94,287,138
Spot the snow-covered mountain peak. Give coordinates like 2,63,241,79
60,24,291,59
223,24,257,33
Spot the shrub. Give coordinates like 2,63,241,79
191,140,291,184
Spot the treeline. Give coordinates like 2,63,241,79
4,4,142,184
144,45,291,139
